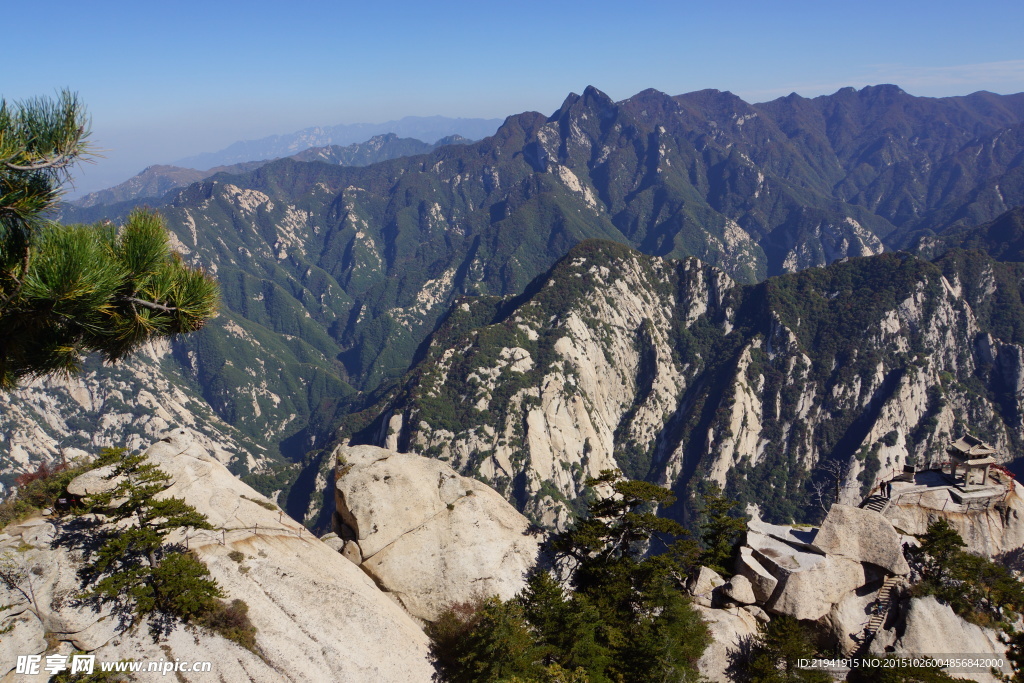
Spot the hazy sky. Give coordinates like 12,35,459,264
5,0,1024,194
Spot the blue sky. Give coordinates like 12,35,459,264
5,0,1024,194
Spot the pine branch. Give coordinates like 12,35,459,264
0,153,78,172
120,296,178,314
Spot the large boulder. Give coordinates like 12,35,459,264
747,517,819,552
740,527,865,620
735,546,778,603
334,444,542,621
688,566,725,607
65,463,117,496
812,504,910,575
746,531,826,573
2,429,435,682
824,587,878,654
765,555,866,621
694,605,760,683
722,574,756,605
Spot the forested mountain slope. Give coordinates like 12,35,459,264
354,241,1024,526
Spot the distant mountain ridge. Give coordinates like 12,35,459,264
174,116,503,170
916,206,1024,262
72,162,266,209
65,133,472,218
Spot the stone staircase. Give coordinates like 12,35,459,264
860,494,891,515
853,575,901,656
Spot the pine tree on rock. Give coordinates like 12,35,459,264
74,447,222,636
428,470,710,682
695,482,748,575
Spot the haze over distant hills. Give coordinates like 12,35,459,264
173,115,504,170
64,133,473,219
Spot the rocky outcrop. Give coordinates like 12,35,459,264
694,605,760,683
812,504,910,575
709,502,1022,679
0,340,269,497
887,488,1024,558
333,444,541,621
0,429,434,682
766,555,866,621
688,566,726,607
733,507,909,622
824,587,880,654
369,247,712,527
736,546,779,603
870,596,1010,681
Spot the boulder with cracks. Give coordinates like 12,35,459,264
332,444,542,622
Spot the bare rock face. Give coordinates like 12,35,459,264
1,429,435,682
765,555,866,621
694,605,760,683
735,546,778,603
812,504,910,575
871,596,1009,681
65,464,117,496
747,517,819,552
334,444,542,621
746,530,827,575
688,566,725,607
825,587,878,654
0,340,266,491
887,489,1024,558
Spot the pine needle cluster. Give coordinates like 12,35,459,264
0,90,88,242
0,91,218,388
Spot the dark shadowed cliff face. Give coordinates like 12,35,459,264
354,241,1024,526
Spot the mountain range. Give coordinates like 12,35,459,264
64,133,473,219
173,116,503,170
6,83,1024,526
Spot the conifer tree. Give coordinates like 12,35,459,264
695,482,748,575
0,91,218,388
429,470,710,682
76,447,222,634
733,615,831,683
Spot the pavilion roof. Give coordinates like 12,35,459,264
948,434,998,460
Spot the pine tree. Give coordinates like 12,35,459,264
695,482,748,575
75,447,222,635
1008,629,1024,682
0,91,218,388
908,519,1024,623
0,90,88,244
427,471,711,682
534,471,708,682
730,615,831,683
